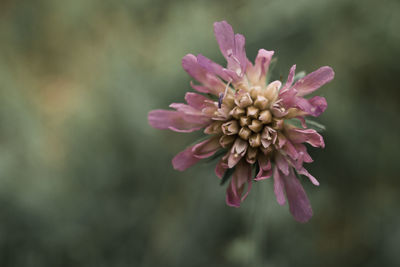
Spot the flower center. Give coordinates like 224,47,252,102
207,81,286,165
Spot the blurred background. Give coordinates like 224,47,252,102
0,0,399,266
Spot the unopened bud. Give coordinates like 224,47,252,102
248,119,263,133
246,106,259,119
238,127,252,140
239,116,251,127
258,110,272,124
219,135,235,148
249,133,261,147
230,106,245,119
235,92,253,108
254,95,269,110
246,147,258,164
222,120,239,135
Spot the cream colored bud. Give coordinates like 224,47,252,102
223,92,235,108
239,116,251,127
235,92,253,108
246,106,259,119
246,147,258,164
248,119,263,133
238,127,252,140
254,95,269,110
230,106,246,119
264,80,281,101
250,87,261,100
222,120,239,135
219,135,235,148
249,133,261,147
258,110,272,124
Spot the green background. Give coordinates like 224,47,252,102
0,0,399,266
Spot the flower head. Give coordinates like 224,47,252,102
148,21,334,223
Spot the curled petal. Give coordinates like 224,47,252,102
282,168,313,223
185,92,210,110
226,160,252,207
148,110,209,132
192,137,221,159
215,158,228,178
275,153,289,175
280,64,296,92
172,145,200,171
293,66,334,97
182,54,225,95
286,128,325,148
246,49,275,86
297,167,320,186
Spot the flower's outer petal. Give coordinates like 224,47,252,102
283,168,313,223
280,64,296,92
246,49,274,86
148,110,209,132
197,54,231,81
185,92,210,110
233,33,247,75
192,137,221,159
255,155,272,180
213,21,247,78
293,66,334,97
273,167,286,205
215,158,228,178
172,145,201,171
286,128,325,148
226,160,252,207
182,54,225,95
294,143,313,163
275,152,289,175
297,167,320,186
308,96,328,117
169,103,203,116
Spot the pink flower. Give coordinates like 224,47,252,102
148,21,334,223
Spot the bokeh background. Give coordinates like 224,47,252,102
0,0,400,266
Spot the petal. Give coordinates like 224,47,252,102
148,109,209,132
286,128,325,148
273,167,286,205
192,136,221,159
297,167,320,186
172,145,201,171
185,92,210,110
280,64,296,92
292,66,334,97
182,54,225,95
246,49,274,86
275,153,289,175
308,96,328,117
226,160,252,207
282,168,313,223
197,54,231,81
215,158,228,178
213,21,247,77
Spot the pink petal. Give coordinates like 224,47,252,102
148,110,209,132
215,158,228,178
182,54,225,95
192,137,221,159
292,66,334,97
226,160,252,207
172,145,201,171
275,153,289,175
297,167,320,186
282,168,313,223
246,49,274,86
280,64,296,92
213,21,247,77
286,128,325,148
197,54,231,81
184,92,210,110
273,167,286,205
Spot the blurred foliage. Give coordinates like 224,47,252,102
0,0,400,266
